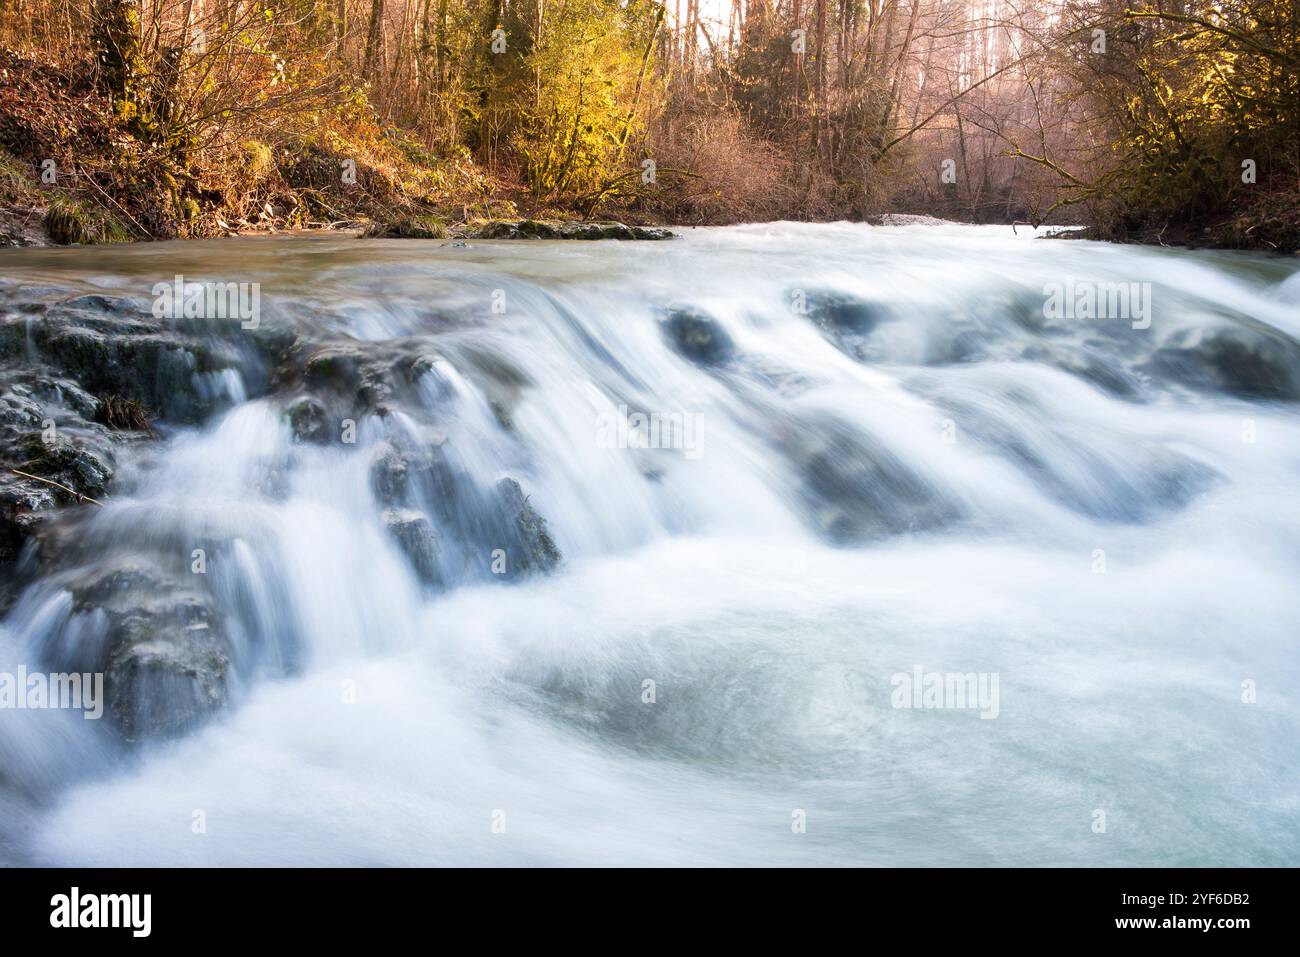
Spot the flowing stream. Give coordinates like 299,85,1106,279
1,221,1298,865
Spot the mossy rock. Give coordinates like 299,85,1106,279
466,219,674,241
364,214,448,239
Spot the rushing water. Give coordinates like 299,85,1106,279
1,221,1299,866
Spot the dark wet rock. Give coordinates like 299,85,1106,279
662,307,734,365
59,562,232,742
303,345,365,392
357,365,396,408
371,444,410,506
466,220,673,241
1146,326,1300,400
368,431,450,504
291,340,437,419
43,378,100,419
0,288,265,615
14,431,115,501
383,508,442,587
7,296,246,423
0,372,102,423
153,348,208,421
0,489,55,600
493,477,561,576
61,294,144,317
407,443,460,524
406,353,443,384
284,336,528,445
366,348,438,408
0,369,121,600
285,395,331,444
0,390,46,429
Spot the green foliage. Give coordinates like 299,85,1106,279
1066,0,1299,244
44,195,130,245
7,0,1295,244
241,141,276,181
509,0,660,200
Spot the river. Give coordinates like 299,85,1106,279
1,221,1298,865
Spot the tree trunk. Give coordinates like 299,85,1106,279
814,0,828,172
363,0,385,83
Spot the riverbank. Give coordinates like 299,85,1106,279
4,42,1294,256
0,42,692,251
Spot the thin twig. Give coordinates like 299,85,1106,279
9,469,104,507
72,167,148,238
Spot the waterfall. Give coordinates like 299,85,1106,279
1,221,1298,865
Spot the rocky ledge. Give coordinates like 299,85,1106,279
462,219,674,241
0,281,564,743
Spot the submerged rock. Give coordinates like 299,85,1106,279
796,290,901,364
460,347,533,431
662,307,734,365
804,291,888,336
1021,343,1143,399
792,421,957,543
1147,326,1300,400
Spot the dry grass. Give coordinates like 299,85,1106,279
95,395,154,434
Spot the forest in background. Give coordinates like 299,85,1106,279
0,0,1295,248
